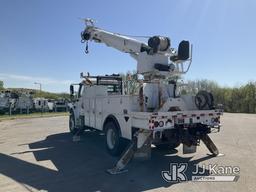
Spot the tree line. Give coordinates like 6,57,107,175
33,91,69,100
1,78,256,113
0,86,69,100
181,80,256,113
122,71,256,113
0,81,3,91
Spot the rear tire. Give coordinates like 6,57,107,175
104,121,127,156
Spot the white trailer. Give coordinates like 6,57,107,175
69,19,223,174
54,99,67,112
47,99,55,112
33,98,49,112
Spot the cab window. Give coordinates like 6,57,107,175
78,84,84,98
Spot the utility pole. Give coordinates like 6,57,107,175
34,82,42,92
34,82,43,116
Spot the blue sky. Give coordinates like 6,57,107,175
0,0,255,92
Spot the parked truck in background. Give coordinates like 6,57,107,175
15,93,34,113
0,91,17,114
33,98,49,112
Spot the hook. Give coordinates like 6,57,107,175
85,41,89,54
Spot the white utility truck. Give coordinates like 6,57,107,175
0,91,17,115
16,93,34,114
33,98,49,112
69,19,222,174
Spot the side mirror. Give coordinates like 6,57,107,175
178,40,190,60
70,85,74,96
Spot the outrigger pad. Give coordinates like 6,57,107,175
106,168,128,175
72,135,81,142
207,153,225,157
106,130,152,175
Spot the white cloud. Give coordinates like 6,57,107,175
0,73,73,86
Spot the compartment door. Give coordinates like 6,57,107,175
89,98,96,128
95,98,103,130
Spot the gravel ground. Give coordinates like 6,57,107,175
0,113,255,192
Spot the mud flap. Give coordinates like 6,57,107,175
133,138,151,160
183,144,197,154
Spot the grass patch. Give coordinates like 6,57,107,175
0,112,68,121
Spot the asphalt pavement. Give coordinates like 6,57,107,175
0,113,255,192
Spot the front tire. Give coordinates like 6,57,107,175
69,113,78,135
105,121,127,156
